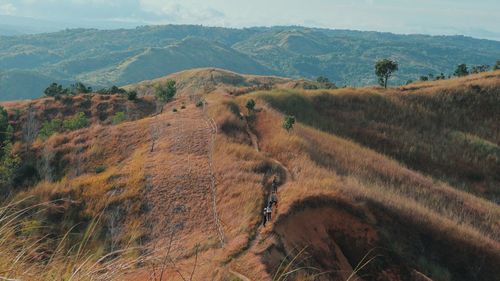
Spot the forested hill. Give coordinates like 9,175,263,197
1,25,500,100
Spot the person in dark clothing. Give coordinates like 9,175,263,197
270,192,278,208
272,176,278,193
266,204,273,221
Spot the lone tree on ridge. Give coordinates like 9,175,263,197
375,59,399,88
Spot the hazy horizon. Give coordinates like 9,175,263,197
0,0,499,40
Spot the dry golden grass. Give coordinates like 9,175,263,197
2,70,499,280
244,95,499,243
220,80,500,279
125,67,291,99
0,198,147,281
251,71,500,202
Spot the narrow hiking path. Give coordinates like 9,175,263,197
143,103,224,257
203,104,226,247
228,111,293,279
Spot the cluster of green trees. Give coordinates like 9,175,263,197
97,86,138,101
44,82,93,97
376,59,500,87
38,112,90,140
44,83,138,101
0,106,20,191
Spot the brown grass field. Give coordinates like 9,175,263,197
0,69,499,281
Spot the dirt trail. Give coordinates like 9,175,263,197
143,104,222,256
227,112,292,279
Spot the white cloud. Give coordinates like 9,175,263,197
0,2,16,15
138,0,225,24
0,0,498,40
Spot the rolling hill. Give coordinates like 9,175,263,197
1,25,500,100
0,68,498,280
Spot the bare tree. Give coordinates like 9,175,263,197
107,205,123,252
22,105,38,151
150,124,160,152
41,144,54,181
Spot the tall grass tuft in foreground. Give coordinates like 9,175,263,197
0,198,142,281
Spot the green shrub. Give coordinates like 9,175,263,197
0,142,21,189
112,112,126,125
97,86,126,95
0,106,8,144
246,99,256,112
63,112,89,131
316,76,337,89
38,119,63,139
70,82,92,94
283,115,296,132
155,80,177,102
95,166,106,174
44,83,70,97
454,64,469,77
494,60,500,70
172,108,178,112
196,100,204,107
127,91,138,101
225,101,240,117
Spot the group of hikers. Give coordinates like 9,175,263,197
263,176,279,227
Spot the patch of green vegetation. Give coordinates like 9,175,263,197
282,115,296,132
96,85,127,95
63,112,89,131
155,80,177,102
95,166,106,174
112,112,126,125
245,99,256,113
38,118,63,139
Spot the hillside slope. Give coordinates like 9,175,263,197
0,69,498,280
1,25,500,100
77,38,274,87
128,68,290,98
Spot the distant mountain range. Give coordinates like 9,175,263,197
1,25,500,101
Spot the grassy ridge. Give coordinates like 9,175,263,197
0,69,498,280
229,89,500,280
254,72,500,201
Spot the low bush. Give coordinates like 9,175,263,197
127,91,138,101
38,119,63,139
95,166,106,174
63,112,89,131
112,112,126,125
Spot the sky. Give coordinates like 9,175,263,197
0,0,499,40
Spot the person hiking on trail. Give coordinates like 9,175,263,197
272,176,278,193
266,204,273,221
263,207,268,226
270,192,278,209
